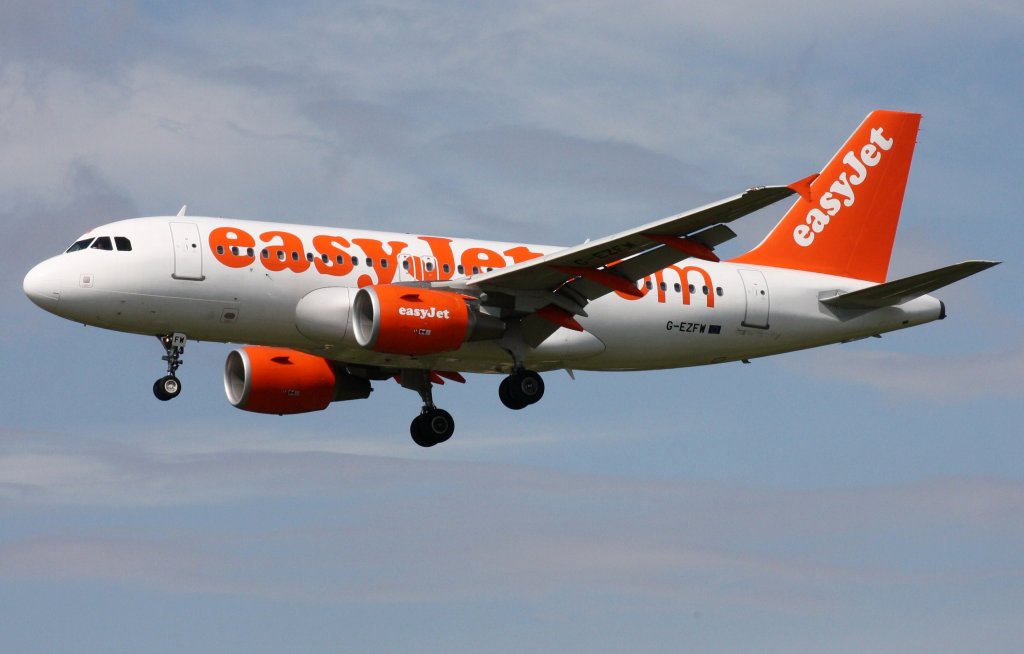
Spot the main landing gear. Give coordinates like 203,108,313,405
399,367,544,447
153,332,186,401
400,370,455,448
498,368,545,410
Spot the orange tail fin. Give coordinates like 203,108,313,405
731,110,921,282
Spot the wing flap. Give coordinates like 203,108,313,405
820,260,1000,310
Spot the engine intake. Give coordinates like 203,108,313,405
224,346,371,414
353,285,504,356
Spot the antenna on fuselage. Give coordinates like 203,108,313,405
177,205,187,217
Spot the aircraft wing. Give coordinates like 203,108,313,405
460,183,802,299
433,181,806,345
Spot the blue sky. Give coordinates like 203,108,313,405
2,1,1022,652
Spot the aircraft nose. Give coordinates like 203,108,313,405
23,260,62,308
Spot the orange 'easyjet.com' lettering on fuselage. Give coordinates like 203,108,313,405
208,226,715,307
208,226,546,286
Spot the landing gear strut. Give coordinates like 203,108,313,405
153,332,186,401
401,370,455,447
499,369,545,410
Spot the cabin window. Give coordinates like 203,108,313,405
645,280,653,290
457,265,465,275
351,256,359,267
291,251,300,261
702,285,709,295
674,283,681,292
90,236,113,251
261,249,269,259
231,246,239,256
277,251,286,261
380,259,388,269
247,248,254,257
366,258,373,268
402,259,411,271
659,282,667,291
306,252,314,262
425,261,435,272
66,238,94,253
716,287,723,297
216,245,225,255
442,263,451,273
472,266,480,275
688,284,695,293
114,237,132,251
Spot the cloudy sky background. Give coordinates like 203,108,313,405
2,1,1022,652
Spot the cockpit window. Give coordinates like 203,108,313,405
65,238,94,253
65,235,132,253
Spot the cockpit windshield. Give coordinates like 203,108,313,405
64,236,133,253
65,238,94,252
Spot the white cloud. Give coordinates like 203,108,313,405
0,536,223,594
2,425,1021,609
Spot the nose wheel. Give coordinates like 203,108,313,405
153,375,182,401
153,332,187,401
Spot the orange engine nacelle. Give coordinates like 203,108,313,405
224,346,371,415
352,285,504,356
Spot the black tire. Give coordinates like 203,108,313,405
410,415,436,447
410,408,455,447
153,375,181,401
507,370,544,406
425,408,455,444
499,377,528,410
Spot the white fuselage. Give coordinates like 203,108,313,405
23,216,943,374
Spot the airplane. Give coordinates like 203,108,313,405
23,110,998,447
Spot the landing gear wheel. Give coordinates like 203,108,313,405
499,377,528,410
410,408,455,447
153,375,182,401
505,370,544,407
154,332,187,402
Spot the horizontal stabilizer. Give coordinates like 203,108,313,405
820,260,1000,310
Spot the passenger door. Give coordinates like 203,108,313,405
170,222,205,281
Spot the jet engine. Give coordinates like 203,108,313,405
352,285,505,356
224,346,371,414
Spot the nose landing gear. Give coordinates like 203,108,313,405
153,332,186,401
